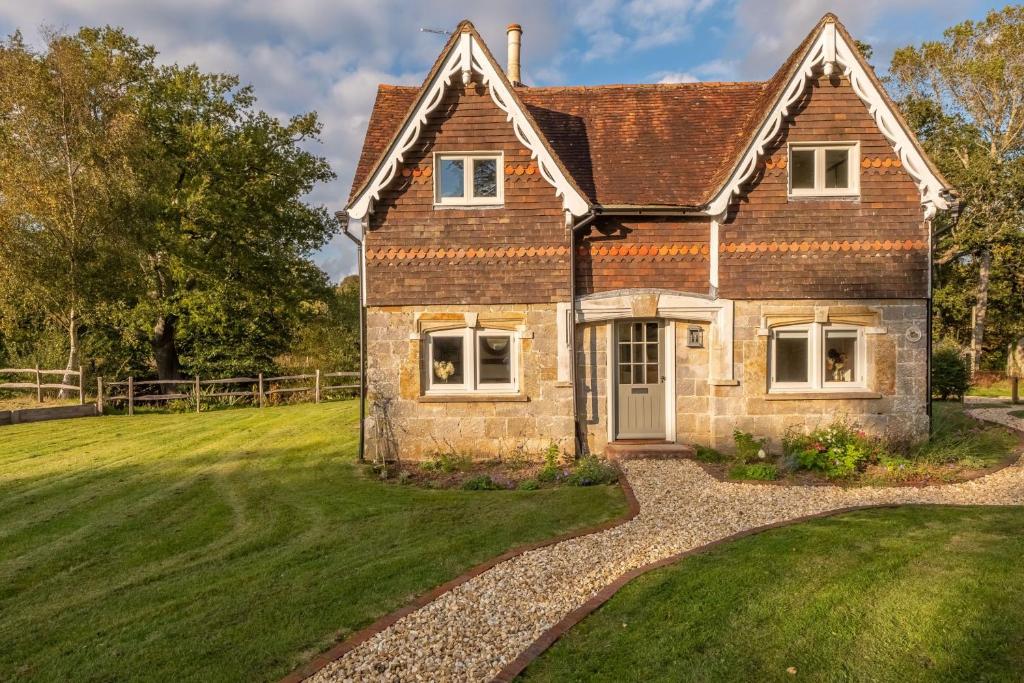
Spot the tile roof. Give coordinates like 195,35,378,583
349,81,770,207
347,13,951,210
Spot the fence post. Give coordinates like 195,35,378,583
78,366,85,405
258,372,264,408
97,377,104,414
35,364,42,403
315,369,321,404
195,376,201,413
128,376,134,416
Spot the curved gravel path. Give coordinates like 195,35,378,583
309,407,1024,683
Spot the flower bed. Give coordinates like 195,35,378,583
370,442,619,491
692,402,1020,486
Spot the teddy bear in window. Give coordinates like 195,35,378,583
827,348,853,382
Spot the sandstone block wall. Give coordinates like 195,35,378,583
365,304,573,460
575,299,928,455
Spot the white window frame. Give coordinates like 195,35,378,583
769,323,867,392
788,142,860,197
433,152,504,206
425,327,519,394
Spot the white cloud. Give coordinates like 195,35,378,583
569,0,718,61
651,70,700,83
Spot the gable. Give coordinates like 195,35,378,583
347,26,588,220
706,17,952,219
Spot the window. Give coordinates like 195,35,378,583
788,143,859,196
434,153,503,205
425,328,518,393
770,324,865,391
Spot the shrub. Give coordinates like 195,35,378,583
566,456,619,487
728,463,779,481
694,445,726,463
420,451,473,473
537,441,562,482
518,478,540,491
461,475,502,491
783,419,883,479
733,430,768,463
932,339,971,400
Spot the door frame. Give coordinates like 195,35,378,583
607,318,676,443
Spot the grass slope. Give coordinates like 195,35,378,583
520,506,1024,682
0,402,626,682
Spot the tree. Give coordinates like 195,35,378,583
0,27,337,382
0,28,151,390
123,64,336,380
891,6,1024,374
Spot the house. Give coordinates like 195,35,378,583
342,14,955,459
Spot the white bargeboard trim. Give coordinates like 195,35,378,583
705,21,950,219
347,31,589,220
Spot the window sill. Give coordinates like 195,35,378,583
418,393,528,403
432,203,504,210
787,193,860,201
765,390,882,401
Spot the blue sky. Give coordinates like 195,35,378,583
0,0,1002,279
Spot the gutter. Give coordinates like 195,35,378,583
569,210,597,456
336,210,366,463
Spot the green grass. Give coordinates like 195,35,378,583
912,401,1018,467
1010,410,1024,420
0,401,626,682
967,378,1012,397
520,506,1024,682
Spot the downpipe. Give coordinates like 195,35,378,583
336,210,366,463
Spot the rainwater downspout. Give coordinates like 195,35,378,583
336,210,366,463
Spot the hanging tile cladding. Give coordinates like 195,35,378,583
719,75,928,300
365,81,568,306
576,217,711,295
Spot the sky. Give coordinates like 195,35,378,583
0,0,1003,280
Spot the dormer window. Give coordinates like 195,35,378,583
788,143,859,197
434,152,503,206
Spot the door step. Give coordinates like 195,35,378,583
605,442,695,461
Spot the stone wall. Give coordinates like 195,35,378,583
365,304,574,460
575,299,928,455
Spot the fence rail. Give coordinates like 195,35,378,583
98,370,359,415
0,367,85,404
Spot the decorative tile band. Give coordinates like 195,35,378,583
398,163,541,184
366,245,569,261
764,156,902,171
578,243,709,258
366,239,925,262
720,239,926,253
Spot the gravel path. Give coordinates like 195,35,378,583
309,408,1024,683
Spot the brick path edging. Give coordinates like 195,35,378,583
279,475,641,683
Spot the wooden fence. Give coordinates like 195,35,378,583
98,370,358,415
0,366,85,404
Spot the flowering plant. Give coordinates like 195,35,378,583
433,360,455,382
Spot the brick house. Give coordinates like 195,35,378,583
342,14,955,459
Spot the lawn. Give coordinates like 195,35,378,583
0,401,626,682
519,505,1024,682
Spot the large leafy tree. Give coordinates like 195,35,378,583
0,28,150,388
129,65,335,379
0,27,336,381
891,6,1024,372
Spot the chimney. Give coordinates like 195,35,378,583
506,23,522,86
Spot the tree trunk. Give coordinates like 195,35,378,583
58,308,78,399
151,314,182,383
970,250,993,376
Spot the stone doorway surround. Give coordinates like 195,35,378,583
557,289,737,444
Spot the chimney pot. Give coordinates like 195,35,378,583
506,24,523,86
